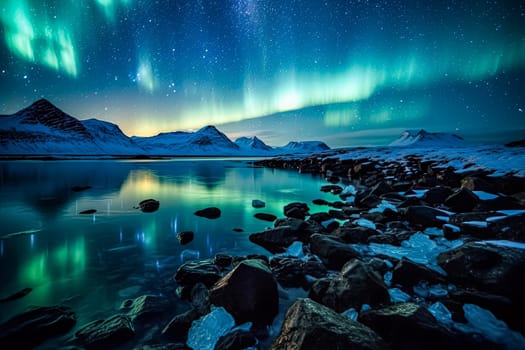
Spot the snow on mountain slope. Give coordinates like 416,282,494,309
277,141,331,154
81,119,144,155
390,129,466,147
235,136,274,154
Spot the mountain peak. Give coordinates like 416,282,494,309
390,129,465,147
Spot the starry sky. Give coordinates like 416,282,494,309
0,0,524,146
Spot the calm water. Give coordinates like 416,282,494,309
0,159,334,326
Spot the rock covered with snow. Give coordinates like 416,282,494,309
389,129,466,147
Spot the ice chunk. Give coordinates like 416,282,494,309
284,241,304,258
462,221,488,228
360,304,372,313
388,288,412,303
413,281,448,299
428,284,448,298
497,209,525,216
341,307,358,321
321,219,335,229
435,215,449,223
443,224,460,233
341,185,357,196
428,301,452,325
383,271,392,286
476,240,525,250
187,306,235,350
454,304,525,350
353,218,376,230
369,200,398,214
424,227,444,237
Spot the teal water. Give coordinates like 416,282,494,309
0,159,334,326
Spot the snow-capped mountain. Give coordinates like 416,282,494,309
132,125,240,156
389,129,466,147
0,99,143,155
276,141,331,154
235,136,273,152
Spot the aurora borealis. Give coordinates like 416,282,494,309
1,0,524,146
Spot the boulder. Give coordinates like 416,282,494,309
308,212,332,223
215,330,257,350
309,234,361,270
134,344,188,350
249,226,301,253
0,305,76,349
320,185,343,194
194,207,221,219
360,303,487,350
445,188,479,212
161,309,200,341
271,298,388,350
422,186,453,205
138,199,160,213
254,213,277,222
284,202,310,220
309,259,389,312
209,259,278,325
489,213,525,242
252,199,266,208
331,225,380,244
214,253,233,268
120,295,169,322
74,314,134,349
354,191,381,209
270,256,327,288
404,206,450,228
177,231,194,245
174,259,222,289
437,241,525,303
392,257,446,287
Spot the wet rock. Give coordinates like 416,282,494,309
0,287,32,303
448,211,496,226
270,256,327,288
0,305,76,349
252,199,266,208
360,303,487,350
308,212,332,223
120,295,169,322
355,191,381,209
488,213,525,242
271,298,388,350
309,233,361,270
422,186,453,205
392,257,446,287
405,205,450,228
320,185,343,194
214,253,233,268
461,176,497,193
215,330,257,350
312,198,329,205
232,228,244,232
161,308,200,341
254,213,277,222
284,202,310,220
134,344,189,350
331,225,380,244
437,241,525,303
249,220,309,253
210,259,278,326
138,199,160,213
80,209,97,214
174,259,222,289
445,188,479,212
72,185,92,192
177,231,194,245
194,207,221,219
190,282,211,315
309,259,389,312
74,314,134,349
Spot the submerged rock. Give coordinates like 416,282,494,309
79,209,97,214
0,287,32,303
252,199,266,208
120,294,169,322
271,298,388,350
254,213,277,222
74,314,134,349
177,231,194,245
284,202,310,220
210,259,278,325
194,207,221,219
0,305,76,349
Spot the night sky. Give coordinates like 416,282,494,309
1,0,524,146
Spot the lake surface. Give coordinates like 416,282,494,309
0,159,334,327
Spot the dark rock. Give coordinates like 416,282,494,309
320,184,343,194
0,287,32,303
442,223,461,240
120,295,169,322
252,199,266,208
74,314,134,349
309,234,361,270
194,207,221,219
355,191,381,209
0,305,76,349
308,212,332,223
327,209,347,220
232,228,244,232
437,242,525,303
367,234,399,245
370,181,393,196
332,225,380,244
461,176,497,193
505,139,525,147
397,196,424,208
177,231,194,245
391,182,412,192
270,256,327,288
448,211,496,226
79,209,97,214
72,185,92,192
135,344,189,350
249,226,301,253
254,213,277,222
312,199,329,205
392,257,446,287
309,259,389,312
214,330,257,350
405,205,450,228
214,253,233,268
489,213,525,242
138,199,160,213
161,309,200,341
284,202,310,220
422,186,453,205
478,196,523,211
190,282,210,315
271,298,388,350
174,259,222,289
328,200,345,208
210,259,278,325
360,303,490,350
445,188,479,212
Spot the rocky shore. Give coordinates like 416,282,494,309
1,150,525,349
